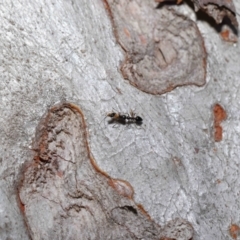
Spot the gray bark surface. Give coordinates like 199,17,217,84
0,0,240,239
19,103,193,239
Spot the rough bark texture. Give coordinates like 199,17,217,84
191,0,238,28
19,103,193,239
156,0,238,29
0,0,240,239
106,0,206,94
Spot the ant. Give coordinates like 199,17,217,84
106,110,143,126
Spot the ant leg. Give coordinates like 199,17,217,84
112,107,122,117
130,109,136,118
112,122,121,128
99,114,108,129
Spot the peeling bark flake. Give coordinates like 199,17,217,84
213,103,227,142
229,223,240,239
105,0,207,95
19,102,194,239
157,0,238,29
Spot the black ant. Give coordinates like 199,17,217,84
106,110,143,126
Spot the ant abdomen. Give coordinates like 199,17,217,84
135,116,142,123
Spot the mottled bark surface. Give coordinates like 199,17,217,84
191,0,238,27
106,0,206,94
156,0,238,29
19,103,193,239
0,0,240,239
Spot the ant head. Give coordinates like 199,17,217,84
136,116,142,122
107,112,117,118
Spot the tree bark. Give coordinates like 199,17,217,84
0,0,240,239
